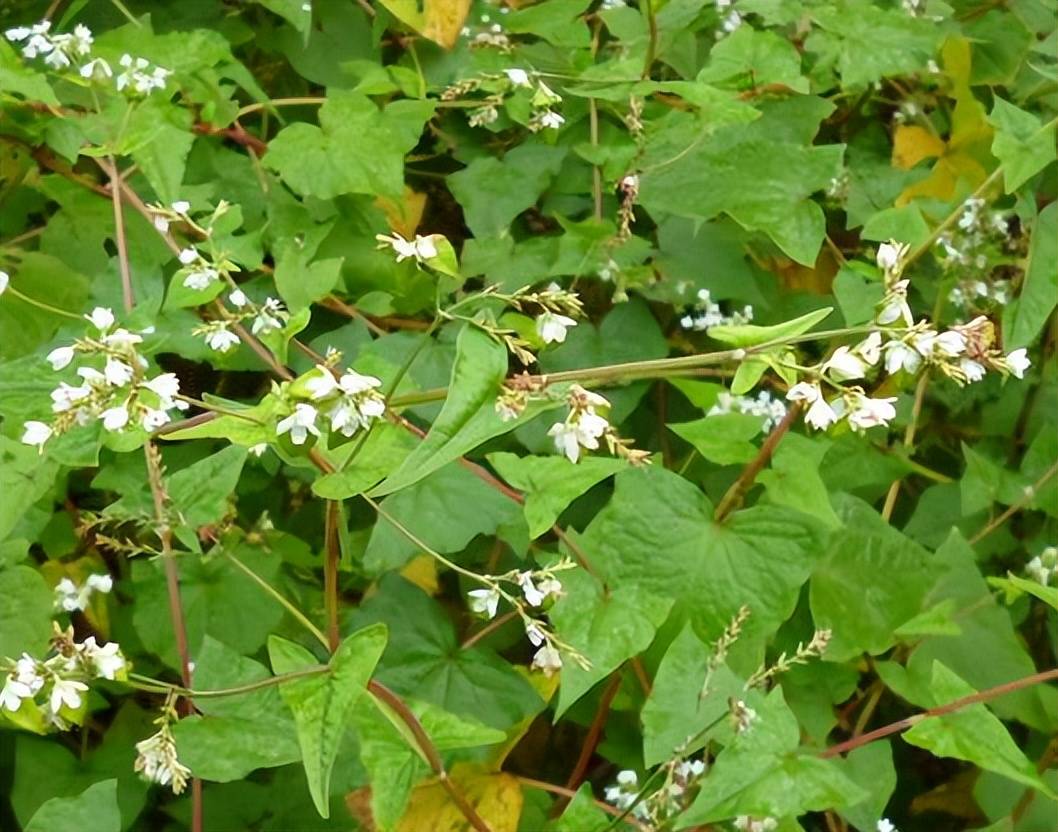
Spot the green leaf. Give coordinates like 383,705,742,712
903,662,1055,796
171,637,301,781
372,326,538,497
269,623,388,818
312,422,419,499
669,413,764,466
158,396,277,446
168,445,248,528
0,253,90,360
365,464,522,574
697,26,808,92
0,565,54,660
810,496,937,661
833,267,884,327
275,252,344,312
24,780,120,832
550,568,673,717
577,467,824,640
550,783,610,831
447,144,568,237
0,41,58,105
990,99,1056,192
837,742,897,832
988,572,1058,611
708,307,833,347
256,0,314,36
265,91,435,200
486,452,626,538
641,624,743,765
128,102,194,205
1005,202,1057,350
0,437,58,544
758,433,842,529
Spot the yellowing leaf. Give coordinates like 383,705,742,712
376,186,428,239
399,555,439,596
891,125,945,170
377,0,472,50
396,763,523,832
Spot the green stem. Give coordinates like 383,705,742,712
2,286,83,320
225,551,329,648
127,666,329,699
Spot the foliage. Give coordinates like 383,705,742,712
0,0,1056,830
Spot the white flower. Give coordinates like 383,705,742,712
49,677,88,712
536,576,562,601
46,346,75,370
877,821,897,832
517,572,546,606
933,330,967,358
171,200,190,214
228,289,248,307
50,382,90,413
86,573,113,594
104,357,134,387
101,405,130,431
276,403,320,445
79,57,112,79
548,410,609,463
251,298,286,334
80,637,125,680
85,307,115,332
142,373,181,405
538,109,565,130
846,395,897,431
305,367,340,399
178,247,198,265
468,587,500,619
525,621,547,647
249,443,268,457
856,331,883,365
787,382,838,430
21,420,52,450
504,68,531,87
0,675,34,712
536,311,577,344
339,370,382,395
884,340,921,375
531,643,562,675
0,271,8,295
142,409,170,430
101,327,143,349
1005,348,1030,379
135,728,192,793
205,328,240,352
823,346,868,381
183,266,218,291
153,216,170,233
876,241,909,274
376,232,438,265
959,358,986,383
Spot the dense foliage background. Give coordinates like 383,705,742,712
0,0,1056,830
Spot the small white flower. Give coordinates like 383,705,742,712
536,311,577,344
183,266,218,291
205,328,240,352
101,327,143,349
538,109,565,130
525,621,547,646
548,410,608,463
932,330,967,358
80,637,125,680
468,587,501,619
856,331,883,365
504,68,531,87
249,443,268,457
104,357,134,387
101,405,130,431
876,241,909,273
276,403,320,445
877,821,897,832
959,358,986,383
142,373,181,404
846,395,897,431
305,367,340,399
171,200,190,214
531,643,562,675
85,307,115,332
79,57,112,79
823,346,868,381
536,576,562,601
884,340,921,375
0,271,8,295
1005,348,1030,379
86,573,113,594
517,572,546,606
0,675,34,712
49,677,88,712
178,247,198,265
21,420,52,450
46,346,75,371
339,370,382,395
141,409,170,430
228,289,248,307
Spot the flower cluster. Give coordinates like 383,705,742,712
444,65,566,131
54,573,113,613
935,198,1021,314
547,386,612,463
1026,546,1057,587
679,288,754,332
708,390,788,432
734,817,778,832
467,563,570,675
461,5,513,51
715,0,743,36
276,365,386,446
784,240,1031,434
194,291,289,354
603,760,707,825
5,21,169,94
1,625,127,731
20,307,189,451
135,698,192,794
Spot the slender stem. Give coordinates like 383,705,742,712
563,672,622,796
820,667,1058,759
368,680,493,832
324,501,341,652
904,166,1004,268
460,610,519,650
174,394,264,423
713,401,803,522
589,98,603,221
1,285,83,320
515,776,648,830
881,372,930,521
641,0,657,80
128,666,330,699
224,551,329,649
101,158,135,312
237,97,327,118
968,461,1058,544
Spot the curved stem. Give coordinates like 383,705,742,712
1,286,84,320
224,551,329,648
128,666,330,699
968,461,1058,544
516,776,648,830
